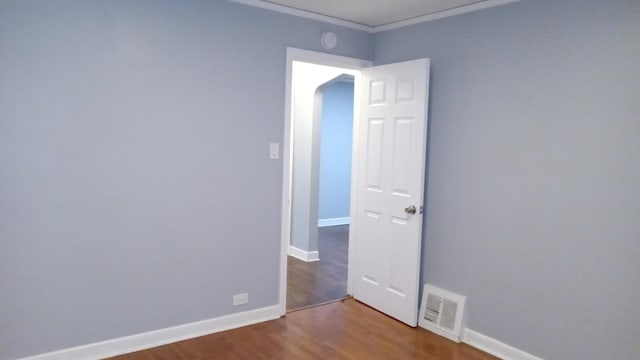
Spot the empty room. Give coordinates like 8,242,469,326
1,1,638,359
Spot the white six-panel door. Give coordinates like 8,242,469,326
352,58,430,326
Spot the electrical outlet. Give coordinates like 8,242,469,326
233,293,249,306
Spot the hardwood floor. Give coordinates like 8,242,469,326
287,225,349,311
110,299,497,360
110,226,497,360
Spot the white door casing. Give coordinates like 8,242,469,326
281,49,430,325
350,59,430,326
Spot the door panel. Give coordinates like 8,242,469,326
352,59,430,327
361,210,382,286
365,118,385,191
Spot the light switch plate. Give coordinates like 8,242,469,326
269,142,280,159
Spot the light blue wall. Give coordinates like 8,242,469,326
0,1,372,358
318,81,354,221
375,1,640,359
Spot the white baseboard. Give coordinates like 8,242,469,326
288,245,320,262
463,328,543,360
18,305,280,360
318,217,350,227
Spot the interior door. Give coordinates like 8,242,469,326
352,58,430,326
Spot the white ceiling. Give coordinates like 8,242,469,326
265,0,483,27
232,0,518,32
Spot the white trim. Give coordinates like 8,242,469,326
17,306,280,360
463,328,544,360
229,0,371,32
318,217,350,227
286,48,372,70
288,245,320,262
230,0,519,34
372,0,520,32
280,47,372,316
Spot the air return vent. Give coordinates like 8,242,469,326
418,284,466,342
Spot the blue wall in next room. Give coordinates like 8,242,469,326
318,81,354,221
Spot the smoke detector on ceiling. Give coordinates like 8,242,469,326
321,32,337,50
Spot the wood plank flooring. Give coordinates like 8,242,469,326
110,299,498,360
287,225,349,311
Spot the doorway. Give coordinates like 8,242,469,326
280,48,430,325
278,48,372,315
287,76,354,311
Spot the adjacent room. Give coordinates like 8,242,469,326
286,71,354,311
1,1,638,359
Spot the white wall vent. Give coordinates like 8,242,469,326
418,284,467,343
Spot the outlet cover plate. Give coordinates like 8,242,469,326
233,293,249,306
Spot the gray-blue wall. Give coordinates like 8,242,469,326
375,1,640,359
0,1,372,358
318,81,354,221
